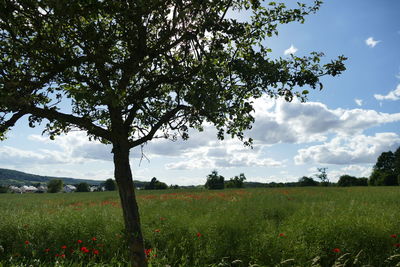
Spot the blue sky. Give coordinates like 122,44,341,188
1,0,400,185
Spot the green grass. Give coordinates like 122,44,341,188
1,187,400,266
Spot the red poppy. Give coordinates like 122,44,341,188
93,249,99,255
278,233,285,237
160,217,166,221
77,240,83,244
44,248,50,253
393,243,400,248
92,237,97,241
391,234,397,238
55,254,59,257
60,254,65,258
80,247,89,253
144,248,152,256
332,248,341,253
24,240,30,245
196,232,202,237
154,229,160,233
61,245,67,249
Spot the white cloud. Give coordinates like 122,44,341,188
284,44,298,55
0,146,71,165
365,37,381,48
374,84,400,101
355,99,363,106
294,133,400,165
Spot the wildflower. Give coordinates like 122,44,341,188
278,233,285,237
196,232,202,237
92,237,97,241
160,217,166,221
154,229,160,233
393,243,400,248
60,254,65,258
55,254,59,257
332,248,341,253
93,249,99,255
61,245,67,249
144,248,152,256
77,240,83,244
24,240,30,245
80,247,89,253
44,248,50,253
391,234,397,238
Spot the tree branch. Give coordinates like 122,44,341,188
129,105,188,148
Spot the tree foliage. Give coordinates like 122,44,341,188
369,146,399,186
315,168,329,186
298,176,318,186
103,178,117,191
144,177,168,190
337,175,368,187
47,179,63,193
205,170,225,190
76,182,90,192
226,173,246,188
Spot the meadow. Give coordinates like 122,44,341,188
1,187,400,267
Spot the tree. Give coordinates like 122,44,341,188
369,148,399,186
0,1,346,265
47,179,63,193
76,182,90,192
205,170,225,190
298,176,318,186
337,175,358,187
103,178,117,191
316,168,329,186
226,173,246,188
144,177,168,190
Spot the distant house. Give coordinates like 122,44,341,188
21,185,38,193
64,185,76,193
9,186,23,194
37,185,47,193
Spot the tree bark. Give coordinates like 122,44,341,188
113,141,147,267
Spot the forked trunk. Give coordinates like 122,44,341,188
113,143,147,267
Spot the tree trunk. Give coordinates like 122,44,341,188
113,142,147,267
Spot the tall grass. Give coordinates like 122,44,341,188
1,187,400,266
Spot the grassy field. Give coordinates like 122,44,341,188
1,187,400,266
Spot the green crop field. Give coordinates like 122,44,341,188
1,187,400,267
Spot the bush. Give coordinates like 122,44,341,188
47,179,63,193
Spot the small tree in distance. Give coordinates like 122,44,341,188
298,176,318,186
76,182,90,192
47,179,63,193
316,168,329,186
205,170,225,190
226,173,246,188
104,179,117,191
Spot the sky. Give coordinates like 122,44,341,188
1,0,400,185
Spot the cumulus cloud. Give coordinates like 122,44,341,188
248,99,400,144
284,44,298,55
365,37,381,48
294,133,400,165
355,99,363,106
0,146,69,165
374,84,400,101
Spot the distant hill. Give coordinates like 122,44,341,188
0,168,104,186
